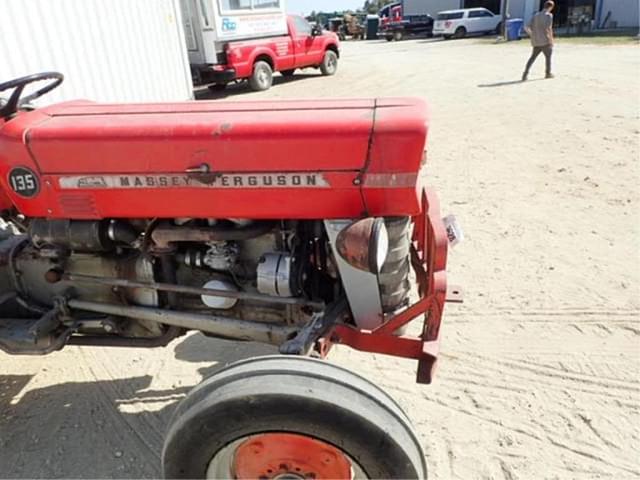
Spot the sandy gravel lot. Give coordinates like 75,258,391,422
1,38,639,479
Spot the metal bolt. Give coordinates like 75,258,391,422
352,177,362,186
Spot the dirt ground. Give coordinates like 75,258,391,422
1,38,639,479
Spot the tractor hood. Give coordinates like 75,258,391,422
28,99,377,174
0,98,428,219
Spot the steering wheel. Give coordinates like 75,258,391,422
0,72,64,119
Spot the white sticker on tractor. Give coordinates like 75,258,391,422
443,215,464,247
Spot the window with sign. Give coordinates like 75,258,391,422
220,0,251,11
219,0,280,12
253,0,280,8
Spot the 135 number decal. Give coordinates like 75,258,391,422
8,167,39,198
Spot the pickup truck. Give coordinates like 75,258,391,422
201,15,340,92
379,1,434,41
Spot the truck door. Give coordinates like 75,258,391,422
466,10,484,32
477,9,497,31
291,16,324,67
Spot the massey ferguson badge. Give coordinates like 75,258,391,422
58,173,329,189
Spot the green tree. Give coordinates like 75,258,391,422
363,0,389,14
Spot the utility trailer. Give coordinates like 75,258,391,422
180,0,287,83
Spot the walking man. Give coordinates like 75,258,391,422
522,0,555,81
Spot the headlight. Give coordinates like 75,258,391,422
336,217,389,274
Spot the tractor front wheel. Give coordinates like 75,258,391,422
162,356,427,479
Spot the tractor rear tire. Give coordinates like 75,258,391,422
162,356,427,479
249,61,273,91
320,50,338,76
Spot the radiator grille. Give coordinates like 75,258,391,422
58,193,99,218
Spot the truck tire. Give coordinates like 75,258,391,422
453,26,466,39
393,30,404,41
249,61,273,91
385,35,394,41
281,69,296,77
320,50,338,76
162,356,427,479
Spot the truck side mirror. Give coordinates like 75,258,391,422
311,25,322,36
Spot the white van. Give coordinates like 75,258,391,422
433,8,502,39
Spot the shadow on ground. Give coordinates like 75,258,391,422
194,73,321,100
478,78,545,88
0,334,276,478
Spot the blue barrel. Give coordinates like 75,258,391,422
506,18,524,40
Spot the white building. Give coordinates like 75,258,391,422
427,0,639,28
0,0,194,106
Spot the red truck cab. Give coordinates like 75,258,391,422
205,15,340,92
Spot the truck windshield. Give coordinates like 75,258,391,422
437,12,464,20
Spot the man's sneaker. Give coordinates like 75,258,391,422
522,72,528,81
545,73,555,79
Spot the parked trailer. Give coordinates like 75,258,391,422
181,0,293,85
0,0,193,104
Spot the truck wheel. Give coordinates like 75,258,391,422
393,30,404,41
320,50,338,76
453,26,466,39
249,61,273,91
162,356,427,479
281,69,296,77
385,35,394,41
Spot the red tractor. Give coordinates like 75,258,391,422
0,73,460,479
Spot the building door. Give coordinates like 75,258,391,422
464,0,501,14
180,0,204,64
539,0,596,27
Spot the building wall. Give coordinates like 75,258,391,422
424,0,463,16
503,0,639,27
0,0,193,106
598,0,639,28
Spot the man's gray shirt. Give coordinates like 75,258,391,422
528,11,553,47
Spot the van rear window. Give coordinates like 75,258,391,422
437,12,464,20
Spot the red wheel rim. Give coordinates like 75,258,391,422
232,433,353,479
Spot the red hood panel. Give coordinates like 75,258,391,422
29,99,377,174
1,98,429,219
